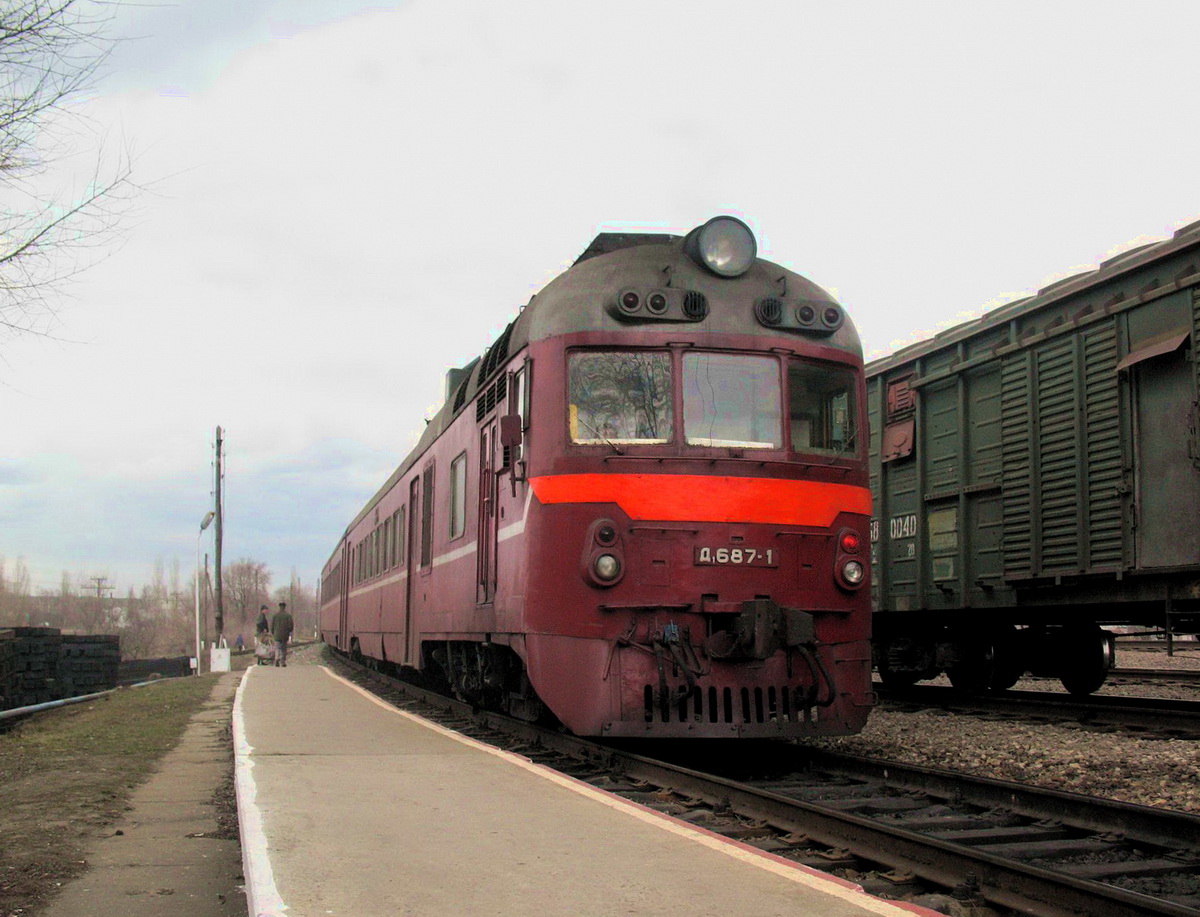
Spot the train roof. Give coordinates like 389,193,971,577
867,218,1200,377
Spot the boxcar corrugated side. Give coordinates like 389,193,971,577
868,220,1200,694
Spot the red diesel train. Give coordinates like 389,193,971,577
319,217,874,737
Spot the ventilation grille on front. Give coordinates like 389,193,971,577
642,684,819,725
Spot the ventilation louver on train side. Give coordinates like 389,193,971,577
476,321,515,392
475,374,508,422
452,377,471,413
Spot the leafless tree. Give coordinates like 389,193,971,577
224,559,272,630
0,555,33,622
274,570,317,639
1,0,135,342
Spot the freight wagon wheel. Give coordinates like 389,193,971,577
946,633,999,694
986,625,1025,691
1058,625,1115,696
947,626,1025,693
876,657,921,688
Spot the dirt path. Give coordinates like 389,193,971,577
36,672,245,917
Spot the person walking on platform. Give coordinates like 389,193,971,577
271,601,294,667
255,605,270,636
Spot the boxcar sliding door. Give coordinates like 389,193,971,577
1132,343,1200,568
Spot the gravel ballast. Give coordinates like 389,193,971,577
805,646,1200,815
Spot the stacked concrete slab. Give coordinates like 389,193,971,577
60,634,121,697
0,627,121,711
0,629,15,709
10,626,64,707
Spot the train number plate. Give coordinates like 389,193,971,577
694,547,777,567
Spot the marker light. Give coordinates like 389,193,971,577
840,531,862,554
687,216,757,278
842,560,865,585
594,554,621,581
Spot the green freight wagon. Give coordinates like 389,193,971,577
867,220,1200,694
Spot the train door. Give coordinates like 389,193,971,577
404,477,420,664
1130,338,1200,567
477,421,498,604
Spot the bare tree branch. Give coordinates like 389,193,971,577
1,0,134,341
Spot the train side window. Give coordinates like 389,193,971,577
685,353,782,448
787,361,858,457
420,464,435,569
449,452,467,539
568,351,673,444
393,508,405,566
513,365,528,429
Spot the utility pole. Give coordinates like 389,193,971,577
214,425,225,641
86,576,114,631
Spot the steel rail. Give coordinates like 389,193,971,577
1111,668,1200,684
609,751,1200,917
879,684,1200,735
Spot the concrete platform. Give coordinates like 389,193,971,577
235,665,938,917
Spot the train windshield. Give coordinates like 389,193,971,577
683,353,782,448
789,361,857,457
569,351,673,443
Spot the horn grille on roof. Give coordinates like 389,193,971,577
755,298,783,325
682,291,708,320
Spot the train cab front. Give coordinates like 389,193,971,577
518,217,875,738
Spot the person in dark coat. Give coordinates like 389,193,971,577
270,601,295,667
255,605,270,636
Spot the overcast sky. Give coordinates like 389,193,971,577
3,0,1198,594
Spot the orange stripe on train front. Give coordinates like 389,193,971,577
529,474,872,526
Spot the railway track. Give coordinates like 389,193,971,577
1115,641,1200,653
1111,668,1200,685
330,653,1200,917
878,684,1200,738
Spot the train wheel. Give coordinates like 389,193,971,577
946,633,998,693
946,659,990,693
1058,625,1115,696
874,637,933,688
877,658,921,688
987,626,1025,691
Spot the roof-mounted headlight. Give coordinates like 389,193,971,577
686,216,756,278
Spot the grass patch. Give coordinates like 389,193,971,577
0,675,220,915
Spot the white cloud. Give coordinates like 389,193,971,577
4,0,1200,590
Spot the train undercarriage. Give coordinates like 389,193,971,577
874,622,1118,695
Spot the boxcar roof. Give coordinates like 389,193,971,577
867,218,1200,376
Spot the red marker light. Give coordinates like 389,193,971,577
840,532,862,554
